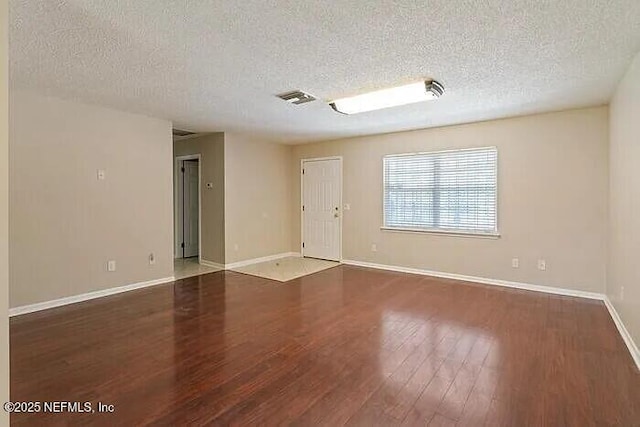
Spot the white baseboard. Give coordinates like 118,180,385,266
9,252,302,317
199,259,225,269
342,258,640,371
9,276,175,317
342,259,603,299
603,297,640,370
225,252,300,270
10,255,639,371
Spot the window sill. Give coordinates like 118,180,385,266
380,226,501,239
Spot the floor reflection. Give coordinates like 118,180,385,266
376,307,499,425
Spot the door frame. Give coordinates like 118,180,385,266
174,154,202,263
300,156,343,261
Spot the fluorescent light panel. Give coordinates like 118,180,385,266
330,80,443,115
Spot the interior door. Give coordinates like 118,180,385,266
182,160,199,258
302,158,341,261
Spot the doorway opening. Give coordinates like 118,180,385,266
175,155,201,261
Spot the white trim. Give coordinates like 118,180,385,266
380,226,501,239
300,156,343,262
603,297,640,370
342,259,603,299
174,154,202,263
383,146,500,158
8,252,302,317
9,256,639,371
199,259,225,269
9,276,175,317
226,252,300,270
342,258,640,371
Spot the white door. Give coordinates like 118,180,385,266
182,160,199,258
302,158,341,261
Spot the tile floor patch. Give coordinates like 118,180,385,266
232,256,339,282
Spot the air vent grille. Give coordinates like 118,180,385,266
172,129,196,137
276,90,316,105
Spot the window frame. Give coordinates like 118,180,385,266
381,147,500,238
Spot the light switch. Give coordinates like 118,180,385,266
107,260,116,271
97,170,106,180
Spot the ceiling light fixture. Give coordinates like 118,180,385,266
329,80,444,115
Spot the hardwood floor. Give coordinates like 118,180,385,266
10,266,640,426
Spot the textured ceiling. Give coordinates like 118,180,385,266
9,0,640,144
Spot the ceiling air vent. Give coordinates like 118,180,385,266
276,90,316,105
172,129,196,137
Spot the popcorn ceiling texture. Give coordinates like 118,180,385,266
9,0,640,143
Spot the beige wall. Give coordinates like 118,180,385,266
292,107,609,293
608,52,640,346
0,0,9,422
174,133,225,264
224,133,292,264
10,92,174,307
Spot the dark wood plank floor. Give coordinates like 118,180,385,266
10,265,640,426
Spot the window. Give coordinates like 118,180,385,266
383,147,498,235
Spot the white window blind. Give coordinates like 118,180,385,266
383,147,498,235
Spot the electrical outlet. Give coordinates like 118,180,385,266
537,259,546,271
371,243,377,252
511,258,519,268
107,260,116,272
149,253,156,265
